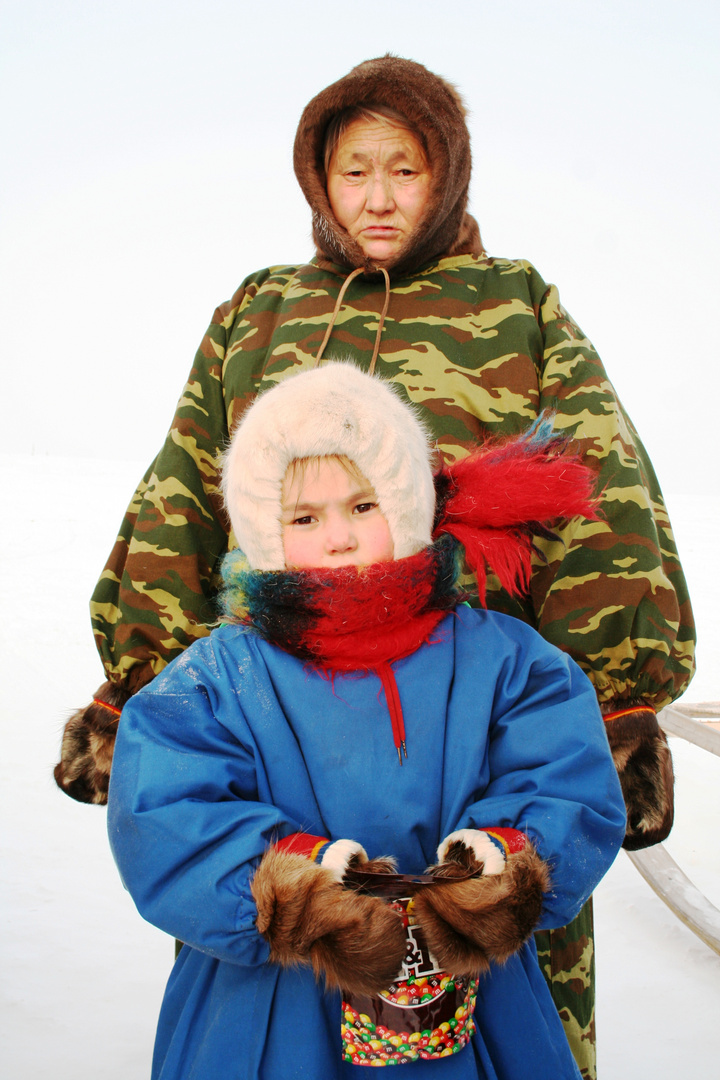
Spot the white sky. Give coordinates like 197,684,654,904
2,0,718,486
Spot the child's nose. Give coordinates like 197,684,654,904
325,517,357,553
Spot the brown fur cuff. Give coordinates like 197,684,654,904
604,706,674,850
413,845,550,976
251,848,406,996
54,681,131,805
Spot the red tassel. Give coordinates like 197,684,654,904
376,662,408,765
434,426,600,601
442,451,598,526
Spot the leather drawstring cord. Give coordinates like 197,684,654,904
314,266,391,376
369,267,391,375
376,661,408,765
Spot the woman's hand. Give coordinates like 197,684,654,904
54,680,130,805
603,705,674,850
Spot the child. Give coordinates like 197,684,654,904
107,363,625,1080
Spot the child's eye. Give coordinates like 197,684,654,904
291,515,316,526
353,502,377,515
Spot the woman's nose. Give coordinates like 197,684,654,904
365,172,395,214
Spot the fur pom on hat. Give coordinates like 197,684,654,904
222,364,435,571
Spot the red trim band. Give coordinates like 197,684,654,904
92,698,122,719
275,833,330,861
483,828,527,855
604,705,656,723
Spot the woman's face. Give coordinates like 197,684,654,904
326,119,432,265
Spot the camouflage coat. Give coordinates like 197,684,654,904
92,253,695,708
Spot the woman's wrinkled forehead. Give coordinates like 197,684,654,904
322,104,428,175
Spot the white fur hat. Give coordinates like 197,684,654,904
222,363,436,570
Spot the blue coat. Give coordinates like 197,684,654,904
108,607,625,1079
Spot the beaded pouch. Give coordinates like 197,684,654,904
341,872,478,1067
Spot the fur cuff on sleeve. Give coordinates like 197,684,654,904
435,828,527,876
321,839,368,882
603,704,674,850
251,847,406,995
54,681,131,805
413,844,550,976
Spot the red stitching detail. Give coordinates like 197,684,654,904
92,698,122,719
603,705,655,723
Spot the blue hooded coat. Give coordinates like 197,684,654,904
108,606,625,1079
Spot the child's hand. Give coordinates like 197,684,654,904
251,847,406,995
413,829,550,976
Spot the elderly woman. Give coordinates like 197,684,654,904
55,56,695,1080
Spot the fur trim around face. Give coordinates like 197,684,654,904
221,363,435,570
293,55,483,276
251,847,407,996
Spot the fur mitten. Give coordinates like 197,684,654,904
251,847,406,995
603,704,674,850
54,681,130,805
413,829,550,976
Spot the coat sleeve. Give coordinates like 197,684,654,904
520,265,695,713
452,618,627,930
90,277,266,696
106,647,297,965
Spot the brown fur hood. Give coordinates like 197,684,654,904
293,55,483,278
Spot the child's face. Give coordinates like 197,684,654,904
281,457,394,570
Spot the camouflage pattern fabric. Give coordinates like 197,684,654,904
535,901,596,1079
91,253,695,1077
93,254,695,707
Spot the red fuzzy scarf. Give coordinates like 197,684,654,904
220,534,462,671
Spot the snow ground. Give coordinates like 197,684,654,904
1,454,719,1079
